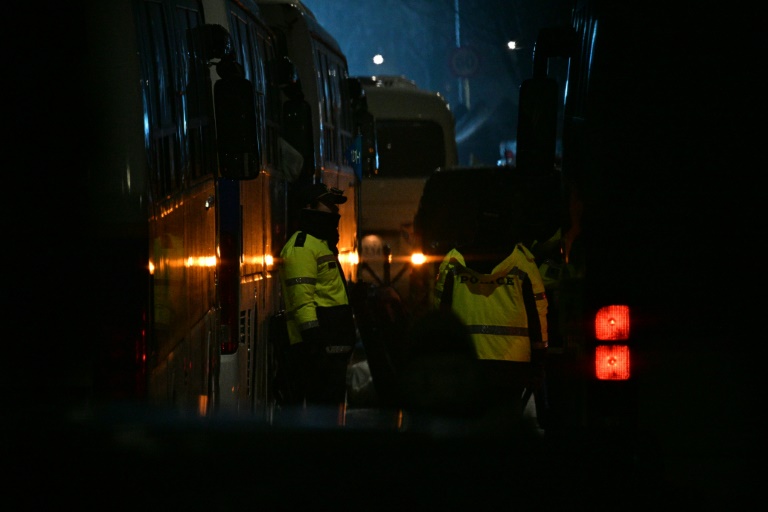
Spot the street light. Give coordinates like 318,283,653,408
373,54,384,65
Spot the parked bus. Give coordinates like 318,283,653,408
80,0,358,418
354,75,457,314
258,0,360,283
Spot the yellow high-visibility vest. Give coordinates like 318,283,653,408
433,244,548,362
279,231,350,345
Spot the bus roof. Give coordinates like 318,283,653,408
258,0,344,58
362,84,453,121
359,75,418,89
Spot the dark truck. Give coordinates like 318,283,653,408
414,1,711,437
413,1,758,504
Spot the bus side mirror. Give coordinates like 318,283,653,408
214,60,260,180
347,77,377,177
282,97,314,180
516,76,558,175
516,25,576,175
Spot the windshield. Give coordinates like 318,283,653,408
374,119,446,177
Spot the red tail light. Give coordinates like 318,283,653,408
594,305,631,380
595,305,630,340
595,345,630,380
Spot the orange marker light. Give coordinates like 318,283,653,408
411,252,426,266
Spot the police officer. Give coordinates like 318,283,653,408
278,183,357,413
432,206,549,426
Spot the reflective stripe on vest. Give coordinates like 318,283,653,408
297,319,320,330
285,276,317,286
317,254,336,265
466,325,529,337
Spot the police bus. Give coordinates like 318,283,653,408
80,0,359,418
354,75,458,314
259,0,360,283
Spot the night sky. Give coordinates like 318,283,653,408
304,0,574,165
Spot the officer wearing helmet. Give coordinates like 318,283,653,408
278,183,357,414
